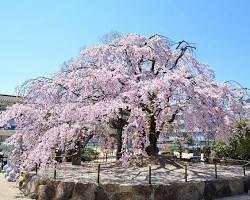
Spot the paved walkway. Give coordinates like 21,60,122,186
0,173,29,200
215,194,248,200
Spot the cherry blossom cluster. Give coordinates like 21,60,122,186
0,34,248,170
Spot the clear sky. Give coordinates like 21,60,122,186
0,0,250,95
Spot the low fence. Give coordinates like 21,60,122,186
34,156,250,185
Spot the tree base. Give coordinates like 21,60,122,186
71,155,81,165
145,145,159,156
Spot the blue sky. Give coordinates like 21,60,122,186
0,0,250,95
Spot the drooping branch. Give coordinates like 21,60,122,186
170,41,196,70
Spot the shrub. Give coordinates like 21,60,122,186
81,147,99,161
212,141,229,158
213,120,250,160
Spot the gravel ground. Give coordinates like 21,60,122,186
0,173,29,200
38,160,247,185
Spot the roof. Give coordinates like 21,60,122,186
0,130,15,137
0,94,20,106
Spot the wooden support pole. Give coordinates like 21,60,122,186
215,163,218,179
97,164,101,184
243,166,246,176
149,165,152,185
54,163,57,179
185,164,188,182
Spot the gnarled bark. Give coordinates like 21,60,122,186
71,141,82,165
116,127,123,160
71,135,93,165
145,113,159,156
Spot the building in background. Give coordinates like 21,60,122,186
0,94,19,145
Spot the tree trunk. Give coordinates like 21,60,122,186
116,128,123,160
146,133,159,156
71,141,81,165
71,135,93,165
145,114,159,156
110,115,127,160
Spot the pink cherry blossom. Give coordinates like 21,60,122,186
0,34,248,170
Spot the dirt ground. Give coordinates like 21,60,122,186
39,159,247,185
0,173,29,200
